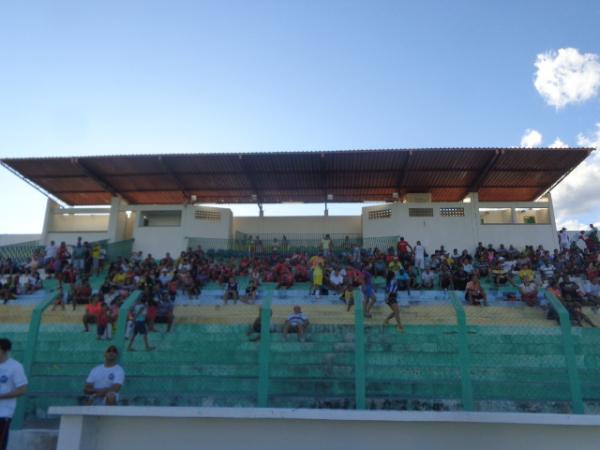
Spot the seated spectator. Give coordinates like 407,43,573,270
491,259,509,286
247,309,273,342
582,276,600,308
421,267,435,289
396,268,411,294
276,270,294,290
223,277,239,304
242,278,259,303
283,305,309,342
439,265,453,290
328,268,345,294
71,279,92,310
559,274,584,303
517,277,538,307
465,275,488,306
453,266,469,291
83,345,124,405
83,296,102,332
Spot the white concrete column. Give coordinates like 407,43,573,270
106,197,122,243
468,192,481,251
547,192,560,250
40,199,60,245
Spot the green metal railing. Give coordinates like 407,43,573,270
0,240,43,265
105,239,135,262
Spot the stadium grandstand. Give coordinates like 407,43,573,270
2,147,600,449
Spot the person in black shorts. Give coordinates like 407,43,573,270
383,272,403,331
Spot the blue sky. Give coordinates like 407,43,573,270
1,0,600,233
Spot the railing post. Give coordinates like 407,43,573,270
449,291,474,411
353,290,366,409
257,288,273,407
116,290,142,359
544,291,584,414
12,288,58,430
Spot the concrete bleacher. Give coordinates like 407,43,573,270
3,279,600,429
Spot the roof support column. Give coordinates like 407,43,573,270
107,196,124,243
40,199,60,246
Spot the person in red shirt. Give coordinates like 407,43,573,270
83,296,102,332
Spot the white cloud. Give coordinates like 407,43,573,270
534,48,600,109
520,129,542,147
552,124,600,223
577,122,600,148
555,218,598,231
549,137,568,148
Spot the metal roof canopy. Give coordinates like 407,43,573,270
1,148,593,206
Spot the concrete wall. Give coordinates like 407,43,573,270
233,216,362,237
49,407,600,450
362,199,558,252
49,214,110,232
126,205,233,256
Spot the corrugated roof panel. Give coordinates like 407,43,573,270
479,187,543,201
1,148,591,204
484,171,560,187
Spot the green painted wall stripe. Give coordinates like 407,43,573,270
450,291,474,411
257,289,273,407
354,290,366,410
544,290,584,414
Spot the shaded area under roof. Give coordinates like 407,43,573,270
1,148,593,205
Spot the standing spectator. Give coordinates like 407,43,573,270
414,240,426,270
559,228,570,251
0,338,28,450
72,237,85,273
127,298,154,351
384,274,404,331
83,345,124,405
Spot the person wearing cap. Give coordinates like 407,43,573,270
84,345,125,405
0,338,28,450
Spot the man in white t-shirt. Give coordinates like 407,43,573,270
84,345,125,405
44,240,58,264
0,338,28,450
414,241,426,270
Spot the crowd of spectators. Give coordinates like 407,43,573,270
2,224,600,333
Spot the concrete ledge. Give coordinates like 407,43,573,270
49,407,600,450
49,406,600,426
